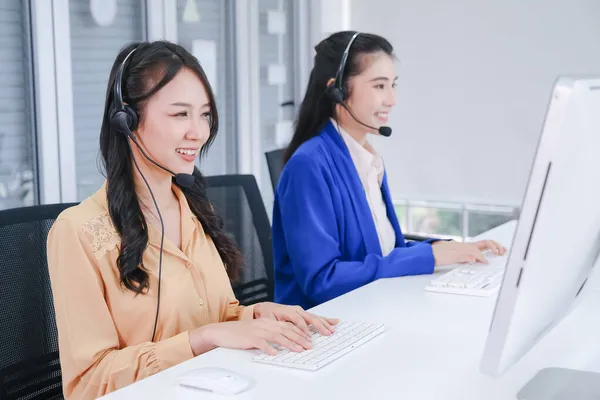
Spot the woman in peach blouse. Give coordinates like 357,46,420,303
46,40,337,399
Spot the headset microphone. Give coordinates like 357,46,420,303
127,134,196,189
325,31,393,138
338,101,393,137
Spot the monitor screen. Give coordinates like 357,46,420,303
480,77,600,389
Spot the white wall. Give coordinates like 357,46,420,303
350,0,600,207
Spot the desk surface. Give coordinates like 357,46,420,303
102,221,600,400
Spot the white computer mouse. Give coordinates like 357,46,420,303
179,367,251,396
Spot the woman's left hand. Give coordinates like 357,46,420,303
253,302,339,336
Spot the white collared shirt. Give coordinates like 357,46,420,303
333,119,396,256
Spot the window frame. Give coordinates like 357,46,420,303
30,0,61,205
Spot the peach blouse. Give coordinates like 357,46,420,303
47,182,253,399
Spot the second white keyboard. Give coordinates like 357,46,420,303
252,321,385,371
425,254,508,297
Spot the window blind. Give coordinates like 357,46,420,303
0,1,36,210
70,0,145,200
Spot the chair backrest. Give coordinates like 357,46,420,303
204,175,273,305
0,203,77,400
265,148,286,191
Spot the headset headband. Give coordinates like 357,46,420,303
113,47,137,109
333,32,360,90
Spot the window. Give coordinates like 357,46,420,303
176,0,237,177
258,0,297,210
0,1,37,210
69,0,146,200
408,202,463,240
393,201,408,231
396,200,519,241
466,206,517,238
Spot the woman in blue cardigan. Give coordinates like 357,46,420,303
272,31,506,309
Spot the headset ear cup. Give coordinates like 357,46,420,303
110,109,126,135
110,110,134,137
110,105,138,137
326,85,344,105
325,84,334,102
123,105,138,132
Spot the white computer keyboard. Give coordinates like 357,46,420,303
425,253,508,297
252,321,384,371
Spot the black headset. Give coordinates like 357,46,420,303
110,46,139,138
325,32,361,104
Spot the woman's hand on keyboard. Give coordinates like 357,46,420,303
472,240,507,256
432,241,492,266
191,319,315,356
253,302,339,337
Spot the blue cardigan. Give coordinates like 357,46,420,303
272,121,436,309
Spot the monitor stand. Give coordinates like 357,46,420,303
517,367,600,400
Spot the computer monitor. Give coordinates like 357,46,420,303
479,77,600,399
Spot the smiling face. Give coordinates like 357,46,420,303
133,67,213,175
339,52,397,136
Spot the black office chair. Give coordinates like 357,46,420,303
204,175,273,306
0,202,78,400
265,148,286,192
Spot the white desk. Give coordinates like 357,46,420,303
102,221,600,400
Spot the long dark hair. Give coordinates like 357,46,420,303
99,40,243,294
284,31,394,163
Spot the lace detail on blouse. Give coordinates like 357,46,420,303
81,214,120,259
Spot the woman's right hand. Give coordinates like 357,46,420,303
431,240,489,266
189,319,314,356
